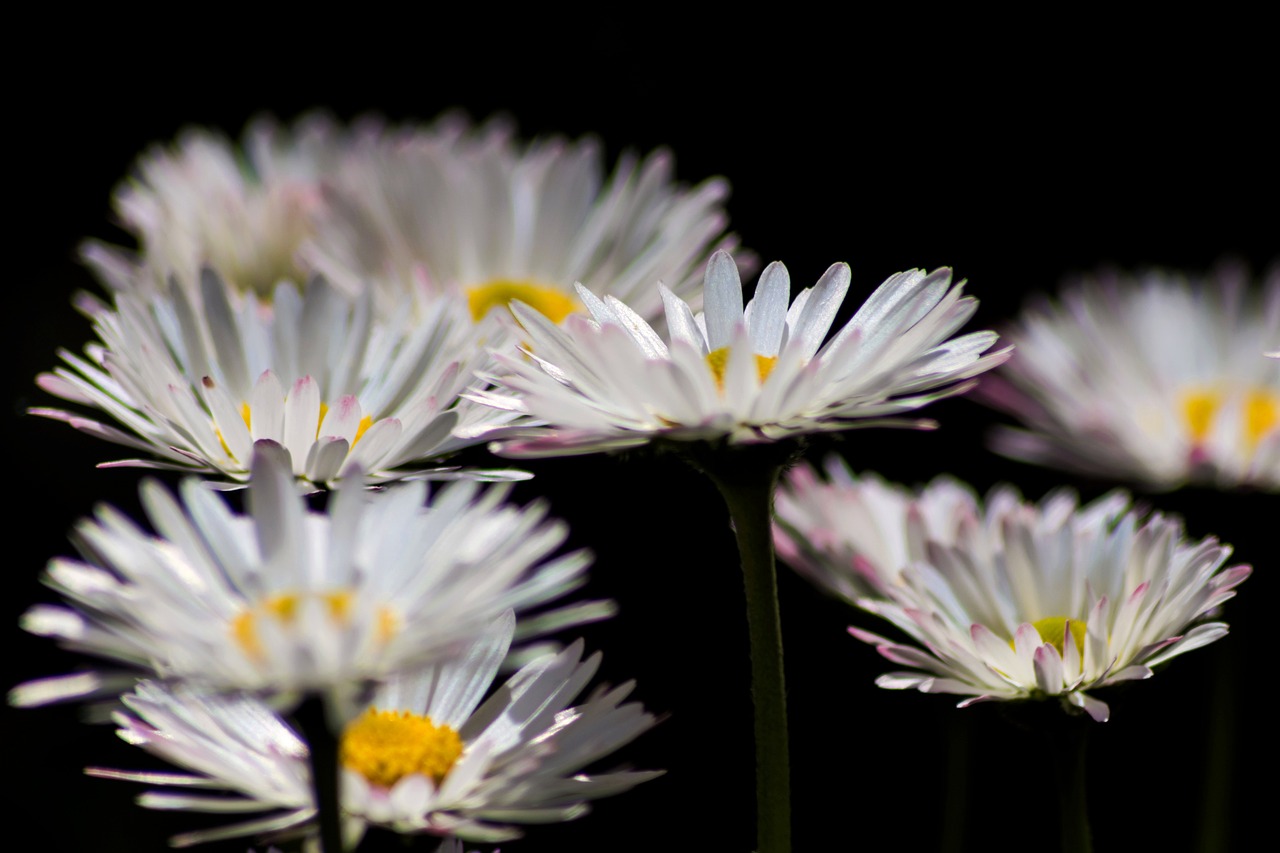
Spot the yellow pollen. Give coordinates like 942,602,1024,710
240,402,252,430
1027,616,1087,657
234,401,375,447
1180,389,1220,443
466,279,578,324
353,414,375,446
230,590,356,660
705,347,779,390
316,402,329,438
1244,390,1279,447
376,606,399,644
341,709,464,788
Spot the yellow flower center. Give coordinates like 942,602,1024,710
223,400,374,456
1179,385,1279,448
466,279,578,324
1029,616,1086,657
231,590,354,659
340,708,464,788
705,347,779,391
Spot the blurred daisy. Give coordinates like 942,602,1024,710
309,114,740,323
33,271,519,488
84,113,376,299
977,264,1280,491
13,447,603,709
470,250,1011,457
774,458,1250,721
87,613,660,846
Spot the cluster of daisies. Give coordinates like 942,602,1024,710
15,110,1275,852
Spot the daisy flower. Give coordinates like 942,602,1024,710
977,264,1280,491
12,447,604,709
470,250,1012,457
84,112,376,300
86,612,660,846
308,114,740,323
773,458,1251,721
33,271,519,488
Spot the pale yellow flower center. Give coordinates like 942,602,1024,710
1179,386,1279,448
705,346,779,391
466,279,578,324
341,708,464,788
1016,616,1087,657
231,590,397,659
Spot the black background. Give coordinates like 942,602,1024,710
8,18,1276,853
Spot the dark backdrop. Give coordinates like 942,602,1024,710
9,18,1275,853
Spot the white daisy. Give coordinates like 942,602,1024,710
308,113,741,323
84,112,376,300
12,447,604,709
773,458,1251,721
977,264,1280,490
468,250,1011,457
33,270,519,488
87,612,660,846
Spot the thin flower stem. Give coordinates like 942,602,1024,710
1049,718,1093,853
295,695,347,853
707,461,791,853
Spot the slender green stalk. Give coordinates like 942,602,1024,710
940,714,970,853
295,695,347,853
1048,718,1093,853
705,458,791,853
1197,646,1235,852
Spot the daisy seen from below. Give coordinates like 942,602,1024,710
87,612,661,847
976,264,1280,491
12,445,605,711
774,457,1251,722
33,269,520,488
470,250,1012,456
84,112,377,300
308,113,741,323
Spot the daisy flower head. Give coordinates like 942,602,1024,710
308,113,741,323
87,612,660,846
33,270,520,488
13,446,604,709
471,250,1012,457
85,112,376,300
774,458,1251,721
977,263,1280,491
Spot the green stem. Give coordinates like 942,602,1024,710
706,460,791,853
295,695,347,853
1048,718,1093,853
940,714,970,853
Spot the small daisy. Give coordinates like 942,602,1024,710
13,447,604,709
977,264,1280,491
84,112,375,300
87,612,660,846
33,271,519,488
774,458,1251,721
308,114,741,323
469,250,1011,457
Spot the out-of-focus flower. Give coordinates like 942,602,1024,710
309,114,741,323
470,250,1010,457
88,613,659,846
977,264,1280,491
85,113,377,300
774,458,1250,721
12,448,605,709
33,271,520,488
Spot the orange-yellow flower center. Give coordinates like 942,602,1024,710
467,279,578,324
1030,616,1086,657
231,590,356,659
1179,386,1279,448
705,347,779,390
340,709,464,788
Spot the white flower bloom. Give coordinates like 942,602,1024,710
469,250,1011,456
774,458,1251,721
33,271,520,488
977,265,1280,490
13,448,604,709
308,114,741,323
87,613,660,846
84,113,377,300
